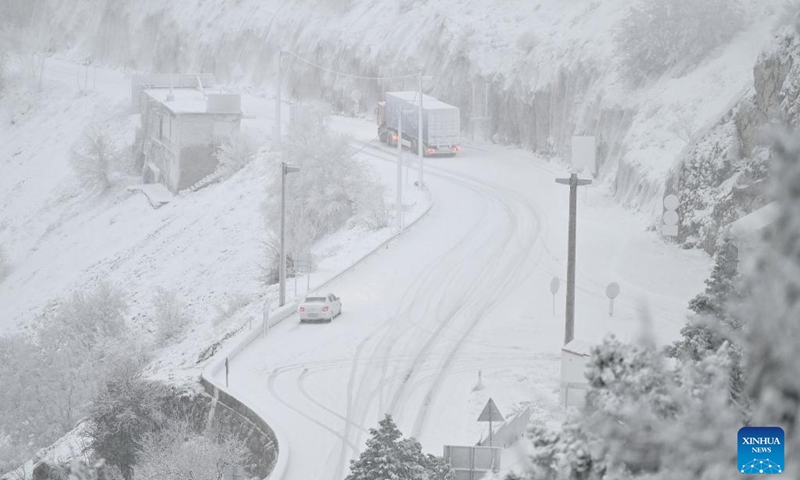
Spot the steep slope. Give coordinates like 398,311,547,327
671,26,800,252
21,0,786,219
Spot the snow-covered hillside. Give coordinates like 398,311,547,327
20,0,788,218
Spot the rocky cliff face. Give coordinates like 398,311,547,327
671,27,800,253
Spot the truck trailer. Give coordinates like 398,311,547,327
377,91,460,156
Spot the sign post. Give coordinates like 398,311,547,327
294,255,312,293
477,398,505,447
605,282,620,317
262,301,270,337
555,173,592,345
550,277,560,317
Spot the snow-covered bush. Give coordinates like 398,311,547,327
0,245,11,283
71,127,119,192
88,373,171,480
345,414,453,480
742,130,800,476
666,237,748,409
45,281,130,346
255,231,301,287
616,0,743,82
262,107,387,256
674,109,769,253
134,419,248,480
152,287,190,345
519,335,743,480
0,282,145,473
213,133,255,180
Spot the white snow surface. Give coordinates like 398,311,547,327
0,4,744,474
47,0,786,212
221,118,711,479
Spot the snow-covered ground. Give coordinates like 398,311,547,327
1,48,711,480
221,117,710,480
0,56,426,384
41,0,786,214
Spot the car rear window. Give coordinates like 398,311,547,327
305,297,326,302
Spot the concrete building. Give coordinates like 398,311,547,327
135,75,242,192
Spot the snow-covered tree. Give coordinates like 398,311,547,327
0,282,143,472
666,236,747,409
742,130,800,477
134,419,249,480
346,414,453,480
262,107,387,258
71,127,119,192
213,133,255,180
151,287,190,345
88,374,171,480
518,332,745,480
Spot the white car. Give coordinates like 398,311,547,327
299,294,342,323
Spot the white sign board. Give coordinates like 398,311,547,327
560,339,592,408
571,136,596,175
443,445,501,478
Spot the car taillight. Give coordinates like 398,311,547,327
453,146,461,152
323,306,329,311
299,306,305,312
426,147,435,155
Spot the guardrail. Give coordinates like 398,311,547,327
200,192,433,480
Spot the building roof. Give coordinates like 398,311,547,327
562,338,593,356
386,91,458,111
144,88,241,115
729,202,779,239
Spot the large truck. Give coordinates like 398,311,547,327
377,91,460,156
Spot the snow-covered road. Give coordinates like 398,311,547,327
215,129,710,479
223,144,545,479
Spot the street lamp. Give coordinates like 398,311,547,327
555,172,592,345
417,73,434,190
280,162,300,306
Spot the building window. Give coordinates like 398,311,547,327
160,114,171,142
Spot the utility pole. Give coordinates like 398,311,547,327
555,173,592,345
418,72,424,189
397,110,403,232
280,162,300,306
274,47,282,149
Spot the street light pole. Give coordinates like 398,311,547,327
274,47,282,150
418,72,424,189
555,173,592,345
280,162,300,306
397,110,403,232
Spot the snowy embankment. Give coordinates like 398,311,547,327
38,0,787,218
0,54,433,476
0,56,429,374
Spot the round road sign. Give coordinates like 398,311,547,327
663,194,679,211
351,89,362,103
663,210,679,226
606,282,620,299
550,277,560,295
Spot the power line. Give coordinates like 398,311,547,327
282,49,419,81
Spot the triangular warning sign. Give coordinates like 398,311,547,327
477,398,504,422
